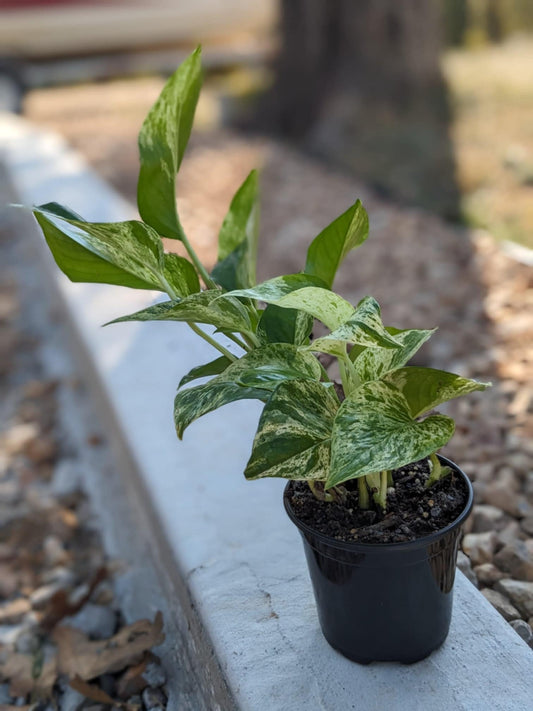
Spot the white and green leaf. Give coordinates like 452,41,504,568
245,379,339,481
305,200,369,288
328,380,455,488
107,290,255,334
384,367,491,418
33,207,165,291
178,355,232,388
351,326,435,382
257,305,313,346
212,170,259,290
137,47,202,238
306,296,401,357
175,344,323,438
163,253,200,297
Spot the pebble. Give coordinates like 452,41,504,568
520,516,533,536
510,619,533,645
496,521,522,550
142,687,167,711
143,661,167,689
43,535,68,567
494,540,533,581
494,579,533,618
462,531,497,566
474,563,505,586
472,504,508,532
481,588,521,621
484,481,523,517
59,685,85,711
64,603,117,640
0,683,12,704
14,628,40,655
457,551,478,587
51,458,83,498
2,422,39,456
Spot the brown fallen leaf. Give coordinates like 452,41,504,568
0,645,57,698
39,566,108,632
54,612,164,680
116,656,149,699
0,598,30,625
69,675,116,705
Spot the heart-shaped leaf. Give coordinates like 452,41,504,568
33,207,164,290
305,200,369,288
384,367,491,418
107,290,255,335
178,356,232,388
212,170,259,290
175,344,322,437
351,327,435,381
137,47,202,239
306,296,401,357
245,379,339,481
328,380,455,488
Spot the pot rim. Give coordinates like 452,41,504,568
283,454,474,554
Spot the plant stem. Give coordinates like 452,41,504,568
358,477,369,509
308,480,335,502
387,470,394,487
318,360,332,383
187,322,237,361
177,223,218,290
426,453,452,488
224,332,251,352
379,470,388,511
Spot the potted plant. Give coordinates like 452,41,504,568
31,48,489,664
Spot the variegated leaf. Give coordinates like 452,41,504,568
305,200,369,288
107,290,254,334
328,380,455,488
306,296,401,357
33,207,164,290
257,305,313,346
384,367,491,418
227,273,328,302
137,47,202,238
352,327,435,382
245,379,339,481
178,356,232,388
163,253,200,297
212,170,259,290
175,344,323,437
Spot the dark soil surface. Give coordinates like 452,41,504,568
287,459,469,544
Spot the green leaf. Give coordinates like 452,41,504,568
328,380,455,488
212,170,259,290
163,253,200,297
306,296,401,357
257,305,313,346
305,200,369,288
384,367,491,419
175,344,322,437
137,47,202,238
245,379,339,481
37,202,85,221
352,327,436,382
227,273,328,302
107,290,255,334
178,356,232,388
33,207,164,291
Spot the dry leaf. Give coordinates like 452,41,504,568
69,675,116,705
0,646,57,697
54,612,164,680
39,566,107,631
116,656,149,699
0,598,30,625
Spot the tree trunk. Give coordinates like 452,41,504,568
260,0,460,218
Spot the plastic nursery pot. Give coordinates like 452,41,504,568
283,455,474,665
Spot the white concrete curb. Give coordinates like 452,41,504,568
1,112,532,711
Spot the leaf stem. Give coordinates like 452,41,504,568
187,322,237,361
358,477,370,509
177,223,218,289
224,332,251,353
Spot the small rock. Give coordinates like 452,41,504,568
143,661,167,688
2,423,39,456
42,566,76,587
496,521,522,550
457,551,478,586
125,696,142,711
510,619,533,645
0,683,12,704
64,603,117,640
142,686,167,710
494,579,533,618
484,479,524,517
0,480,22,505
520,517,533,537
472,504,508,533
14,629,40,655
0,598,31,624
43,535,68,567
481,588,521,621
474,563,505,586
462,531,497,566
59,685,85,711
51,459,83,498
494,540,533,581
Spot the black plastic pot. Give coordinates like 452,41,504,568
284,456,473,664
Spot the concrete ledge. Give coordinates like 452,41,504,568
1,113,532,711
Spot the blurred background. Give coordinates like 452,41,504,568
0,3,533,704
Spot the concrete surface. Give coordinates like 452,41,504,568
1,113,532,710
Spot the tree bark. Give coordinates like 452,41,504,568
259,0,460,218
